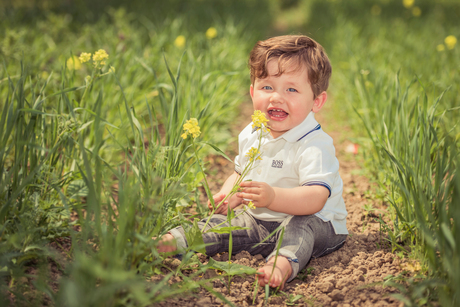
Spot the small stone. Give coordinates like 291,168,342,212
254,254,264,261
317,282,334,293
323,275,337,286
336,278,350,290
197,296,212,304
329,289,345,301
368,293,379,302
357,266,368,274
235,250,251,260
384,253,394,263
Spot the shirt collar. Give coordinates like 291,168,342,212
252,112,321,142
279,112,321,143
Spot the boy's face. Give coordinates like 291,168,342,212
250,60,327,139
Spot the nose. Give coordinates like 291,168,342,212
269,91,285,104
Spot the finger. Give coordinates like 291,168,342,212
240,187,260,195
239,181,254,187
213,194,224,202
238,192,257,201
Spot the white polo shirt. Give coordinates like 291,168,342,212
234,112,348,235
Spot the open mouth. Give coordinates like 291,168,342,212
268,109,288,119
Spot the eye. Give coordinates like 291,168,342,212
262,86,272,90
287,88,298,92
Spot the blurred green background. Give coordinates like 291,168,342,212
1,0,460,306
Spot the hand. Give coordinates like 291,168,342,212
237,181,275,209
208,192,243,215
208,193,227,212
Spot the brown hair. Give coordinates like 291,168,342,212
249,35,332,98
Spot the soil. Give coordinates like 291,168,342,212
155,102,415,306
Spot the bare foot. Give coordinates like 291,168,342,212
257,256,292,290
155,233,177,253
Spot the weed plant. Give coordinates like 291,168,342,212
2,0,460,305
0,8,261,305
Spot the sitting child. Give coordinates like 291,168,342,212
158,34,348,289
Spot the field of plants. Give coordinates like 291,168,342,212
1,0,459,306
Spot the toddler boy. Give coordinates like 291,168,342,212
159,35,348,289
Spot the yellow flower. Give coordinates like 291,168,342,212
93,49,109,62
403,0,414,9
109,66,116,73
245,147,262,162
436,44,445,52
445,35,457,50
251,110,269,131
247,201,255,209
206,27,217,39
412,6,421,17
402,260,421,272
79,52,91,63
66,55,81,70
174,35,186,48
182,118,201,139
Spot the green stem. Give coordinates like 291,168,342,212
191,139,214,207
201,125,266,232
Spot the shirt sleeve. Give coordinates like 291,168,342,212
296,133,339,198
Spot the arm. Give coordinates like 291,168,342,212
237,181,328,215
207,171,243,214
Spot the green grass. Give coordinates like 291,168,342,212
0,4,263,305
1,0,460,305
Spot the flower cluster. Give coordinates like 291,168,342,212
181,118,201,139
79,52,91,63
445,35,457,50
78,49,109,67
206,27,217,39
175,35,186,48
251,110,269,132
66,55,82,70
247,201,256,209
93,49,109,65
437,35,457,52
245,147,262,162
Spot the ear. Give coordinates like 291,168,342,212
311,91,327,113
250,84,254,99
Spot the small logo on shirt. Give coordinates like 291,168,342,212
271,160,283,168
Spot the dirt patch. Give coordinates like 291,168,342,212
157,102,413,306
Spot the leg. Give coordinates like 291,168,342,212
156,233,177,253
166,210,272,256
257,255,292,290
264,215,347,287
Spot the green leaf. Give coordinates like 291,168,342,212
440,222,456,249
77,120,94,132
208,226,250,234
201,142,235,164
67,179,89,198
202,258,257,276
184,219,206,254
